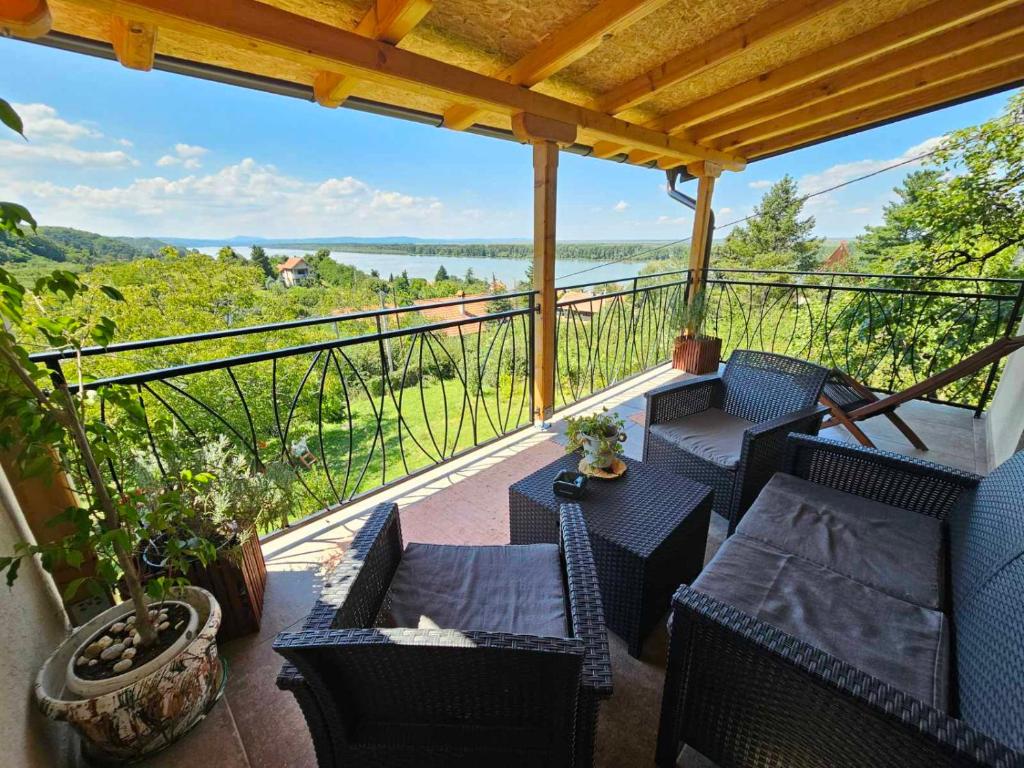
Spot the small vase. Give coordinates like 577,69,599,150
581,429,625,469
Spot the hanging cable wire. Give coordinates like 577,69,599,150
554,145,945,285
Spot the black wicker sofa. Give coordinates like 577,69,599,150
273,501,612,768
657,434,1024,768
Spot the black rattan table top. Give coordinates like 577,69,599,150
510,453,712,559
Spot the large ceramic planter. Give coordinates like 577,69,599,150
35,586,224,764
672,336,722,375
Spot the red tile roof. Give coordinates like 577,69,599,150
276,256,307,271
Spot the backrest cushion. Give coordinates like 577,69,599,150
949,450,1024,749
721,350,828,423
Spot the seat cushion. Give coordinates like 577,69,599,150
694,534,950,709
385,542,569,637
736,472,944,609
648,407,753,469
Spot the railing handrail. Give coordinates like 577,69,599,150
30,287,538,363
708,266,1024,285
704,277,1022,302
60,305,534,392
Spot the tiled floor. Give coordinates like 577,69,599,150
136,364,990,768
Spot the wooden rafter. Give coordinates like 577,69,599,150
691,7,1024,143
722,35,1024,151
738,57,1024,159
590,141,627,159
596,0,844,116
314,0,433,108
110,15,156,70
652,0,1021,135
63,0,746,170
443,0,672,131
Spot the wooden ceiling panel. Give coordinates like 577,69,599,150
20,0,1024,173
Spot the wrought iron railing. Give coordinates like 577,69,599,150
28,267,1024,534
554,270,688,408
31,292,536,533
703,268,1024,414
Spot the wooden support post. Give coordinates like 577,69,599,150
686,161,720,302
532,140,558,423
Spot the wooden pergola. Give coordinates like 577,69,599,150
3,0,1022,421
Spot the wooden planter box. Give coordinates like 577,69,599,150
185,530,268,642
672,336,722,375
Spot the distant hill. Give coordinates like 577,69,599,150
164,235,532,248
0,227,175,281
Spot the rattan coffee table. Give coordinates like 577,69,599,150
510,453,713,658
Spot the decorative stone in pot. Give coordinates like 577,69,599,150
35,586,224,764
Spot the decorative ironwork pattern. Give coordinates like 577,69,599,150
554,273,688,409
34,296,535,532
703,269,1024,412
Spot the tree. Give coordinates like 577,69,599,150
464,267,475,283
715,175,823,272
249,245,273,278
858,93,1024,279
434,264,449,282
218,245,239,262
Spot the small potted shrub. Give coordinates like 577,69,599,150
671,290,721,374
135,436,296,640
565,409,626,473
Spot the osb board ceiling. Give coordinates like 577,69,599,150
30,0,1024,170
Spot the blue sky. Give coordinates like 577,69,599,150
1,37,1018,242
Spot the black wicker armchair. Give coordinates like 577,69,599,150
273,501,612,768
644,349,829,534
657,435,1024,768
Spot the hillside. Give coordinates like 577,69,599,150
0,227,172,280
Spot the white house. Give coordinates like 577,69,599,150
275,256,310,287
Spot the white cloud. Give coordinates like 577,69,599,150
155,142,210,169
656,214,688,225
174,143,208,159
13,103,102,142
7,157,447,236
848,207,871,215
718,207,733,215
748,179,772,189
0,141,136,167
613,200,629,212
796,135,946,196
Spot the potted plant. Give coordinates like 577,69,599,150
565,409,626,471
0,100,224,763
135,436,296,641
671,289,722,374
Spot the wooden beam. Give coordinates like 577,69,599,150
693,8,1024,142
512,113,577,145
627,149,659,165
0,0,51,38
590,141,627,159
443,0,672,131
738,57,1024,159
651,0,1020,135
688,172,717,301
110,16,156,70
314,0,433,108
722,35,1024,151
70,0,746,170
596,0,843,116
532,141,558,423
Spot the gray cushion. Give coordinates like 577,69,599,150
648,407,753,469
694,534,950,709
736,473,944,609
385,542,569,637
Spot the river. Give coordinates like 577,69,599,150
195,247,653,288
